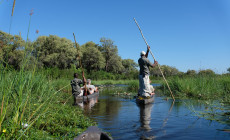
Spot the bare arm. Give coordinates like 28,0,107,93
145,46,150,58
152,60,158,67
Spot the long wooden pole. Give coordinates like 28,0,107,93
73,33,88,97
134,18,175,101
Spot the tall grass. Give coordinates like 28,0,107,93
0,64,95,139
160,75,230,102
0,5,96,138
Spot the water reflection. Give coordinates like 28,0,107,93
76,96,99,111
138,103,154,131
161,101,174,129
79,88,230,140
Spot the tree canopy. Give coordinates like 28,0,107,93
198,69,215,75
33,35,77,69
150,65,179,77
0,31,138,75
81,41,105,72
0,30,25,69
1,30,223,79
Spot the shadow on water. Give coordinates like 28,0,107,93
77,86,230,140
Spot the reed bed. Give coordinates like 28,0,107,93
160,75,230,102
0,65,95,139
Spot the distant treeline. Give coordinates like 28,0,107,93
0,30,229,80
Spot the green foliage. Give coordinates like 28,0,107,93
34,35,77,69
127,80,139,92
0,31,140,76
186,69,196,76
0,30,26,69
0,66,95,139
160,75,230,102
81,42,105,72
150,65,179,77
99,38,124,73
122,59,138,73
198,69,215,76
227,67,230,73
93,79,138,85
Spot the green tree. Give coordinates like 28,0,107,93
150,65,179,77
150,66,161,77
186,69,196,76
198,69,215,75
161,65,179,77
108,55,124,73
0,30,25,69
34,35,77,69
227,67,230,73
122,59,138,73
99,38,124,73
81,41,105,72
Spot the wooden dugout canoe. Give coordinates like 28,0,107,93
136,95,155,105
75,91,99,102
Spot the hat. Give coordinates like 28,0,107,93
86,79,91,84
140,51,146,56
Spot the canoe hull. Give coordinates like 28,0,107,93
75,91,99,102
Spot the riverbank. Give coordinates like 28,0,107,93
0,69,95,139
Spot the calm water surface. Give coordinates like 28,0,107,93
79,88,230,140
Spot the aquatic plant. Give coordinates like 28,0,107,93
160,75,230,102
186,100,230,126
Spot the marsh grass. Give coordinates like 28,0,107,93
160,75,230,102
0,65,95,139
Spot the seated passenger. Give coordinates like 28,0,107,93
81,79,98,95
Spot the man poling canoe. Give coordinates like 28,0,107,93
72,33,88,104
138,46,158,97
134,18,175,101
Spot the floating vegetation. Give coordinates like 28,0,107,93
186,100,230,127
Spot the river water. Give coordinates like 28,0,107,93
79,87,230,140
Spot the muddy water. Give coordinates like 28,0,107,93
79,87,230,140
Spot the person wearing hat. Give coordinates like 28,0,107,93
138,46,158,97
84,79,98,95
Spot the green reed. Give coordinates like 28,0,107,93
160,75,230,102
0,64,96,139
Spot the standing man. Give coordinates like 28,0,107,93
138,46,158,97
71,73,86,105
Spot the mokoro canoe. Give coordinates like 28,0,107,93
136,95,154,105
75,91,99,102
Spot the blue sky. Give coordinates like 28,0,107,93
1,0,230,73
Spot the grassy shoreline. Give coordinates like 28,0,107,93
0,68,95,139
159,75,230,102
